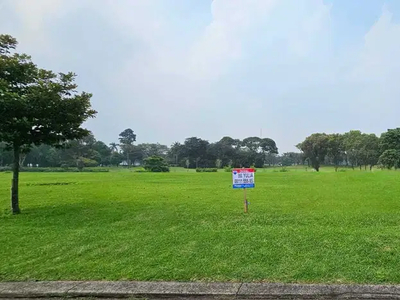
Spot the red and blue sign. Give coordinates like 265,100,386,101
232,168,255,189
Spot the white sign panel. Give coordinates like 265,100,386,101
232,168,255,189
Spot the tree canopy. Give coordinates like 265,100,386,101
0,34,97,213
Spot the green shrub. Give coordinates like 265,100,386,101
81,168,109,173
196,168,218,172
144,156,170,172
134,167,149,173
273,167,289,173
224,167,232,172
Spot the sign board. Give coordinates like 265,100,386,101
232,168,255,189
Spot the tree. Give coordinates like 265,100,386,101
168,142,184,166
182,137,209,168
110,152,124,166
359,134,380,170
327,134,344,171
0,142,13,166
280,152,303,166
297,133,329,171
212,136,238,167
119,128,136,145
378,128,400,170
260,138,279,154
343,130,363,169
109,142,119,153
144,156,170,172
92,141,112,165
0,34,96,214
380,128,400,152
240,137,278,167
140,143,169,158
119,128,136,166
379,149,400,169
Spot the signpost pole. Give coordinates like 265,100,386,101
244,187,248,213
233,168,254,213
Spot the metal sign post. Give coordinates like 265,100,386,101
244,187,248,213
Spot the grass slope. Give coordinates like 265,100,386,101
1,169,400,283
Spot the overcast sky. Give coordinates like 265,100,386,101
1,0,400,152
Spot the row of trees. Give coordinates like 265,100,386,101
0,134,281,169
168,136,278,168
297,129,400,171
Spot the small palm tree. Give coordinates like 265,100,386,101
109,143,119,153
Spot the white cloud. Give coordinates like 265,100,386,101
352,6,400,83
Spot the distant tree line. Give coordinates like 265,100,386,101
297,129,400,171
3,128,400,172
0,132,282,169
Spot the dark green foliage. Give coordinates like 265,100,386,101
196,168,218,172
378,129,400,169
273,167,290,173
167,136,279,169
380,128,400,152
0,34,97,213
379,149,400,169
144,156,170,172
133,167,149,173
297,133,329,172
327,133,345,171
281,152,303,166
118,128,137,167
118,128,136,145
298,131,381,172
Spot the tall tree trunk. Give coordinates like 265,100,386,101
365,165,367,171
359,165,362,170
370,165,373,171
11,146,21,214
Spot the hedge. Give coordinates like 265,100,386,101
196,168,218,172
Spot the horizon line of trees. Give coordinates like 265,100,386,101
297,128,400,172
3,128,400,172
0,130,282,169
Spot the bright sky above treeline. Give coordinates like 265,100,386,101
1,0,400,152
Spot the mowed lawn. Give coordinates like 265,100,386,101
1,169,400,283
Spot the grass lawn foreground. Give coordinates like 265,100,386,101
1,168,400,283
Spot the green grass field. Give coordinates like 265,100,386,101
1,168,400,283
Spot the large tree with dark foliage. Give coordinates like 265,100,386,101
0,34,96,214
119,128,136,166
297,133,329,172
